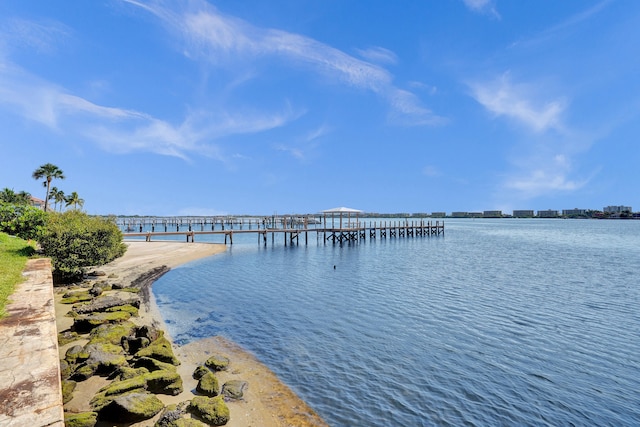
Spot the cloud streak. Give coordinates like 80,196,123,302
469,72,566,132
0,60,297,159
123,0,443,126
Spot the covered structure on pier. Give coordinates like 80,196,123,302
320,207,363,229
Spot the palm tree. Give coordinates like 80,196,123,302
0,188,31,205
16,191,32,205
65,191,84,210
48,187,65,211
32,163,65,212
0,187,17,203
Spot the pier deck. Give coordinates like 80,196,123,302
121,219,444,245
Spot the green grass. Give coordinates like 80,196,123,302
0,232,35,318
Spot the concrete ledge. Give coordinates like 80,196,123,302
0,258,64,427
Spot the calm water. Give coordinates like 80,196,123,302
153,219,640,426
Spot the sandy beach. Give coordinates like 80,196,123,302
56,241,328,427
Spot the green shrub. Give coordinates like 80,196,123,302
0,202,47,240
40,211,126,282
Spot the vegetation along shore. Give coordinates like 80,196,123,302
1,163,328,426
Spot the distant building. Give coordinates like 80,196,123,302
483,210,502,218
468,212,483,218
30,196,45,210
513,210,534,218
537,209,559,218
431,212,446,218
451,212,468,218
562,208,587,217
604,205,632,214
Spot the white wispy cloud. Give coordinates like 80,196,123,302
502,153,593,201
123,0,442,126
355,46,398,65
0,59,297,159
469,72,567,132
0,17,71,56
462,0,500,19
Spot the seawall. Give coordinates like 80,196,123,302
0,258,64,426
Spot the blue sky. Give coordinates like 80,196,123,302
1,0,639,216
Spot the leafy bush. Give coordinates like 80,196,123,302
40,211,126,282
0,202,47,240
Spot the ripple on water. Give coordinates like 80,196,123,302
154,219,640,426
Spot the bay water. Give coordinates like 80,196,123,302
152,219,640,426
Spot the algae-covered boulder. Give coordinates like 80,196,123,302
64,411,98,427
204,354,229,372
133,356,177,373
61,290,93,304
221,380,248,400
92,369,183,411
88,321,137,346
146,369,184,395
72,343,127,380
60,359,71,380
135,334,180,365
196,372,219,397
62,379,77,404
98,392,164,422
155,405,207,427
155,403,208,427
73,311,132,333
122,335,150,354
58,330,80,346
189,395,230,426
73,295,141,315
156,417,207,427
65,345,90,364
117,366,150,380
192,365,210,380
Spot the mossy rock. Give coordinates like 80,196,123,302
204,355,229,372
196,372,219,397
118,286,141,293
146,370,183,395
87,321,136,346
117,366,150,380
156,418,207,427
65,345,90,364
221,380,248,400
72,363,98,381
122,336,150,354
135,335,180,365
61,291,93,304
105,304,139,316
189,395,230,426
64,411,98,427
72,343,127,380
62,379,77,404
98,392,164,423
155,403,207,427
193,365,210,380
133,356,177,372
73,311,132,333
58,331,80,346
92,369,183,411
60,359,71,380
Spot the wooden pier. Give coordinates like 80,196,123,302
120,217,444,246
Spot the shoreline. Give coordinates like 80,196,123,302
56,240,328,426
